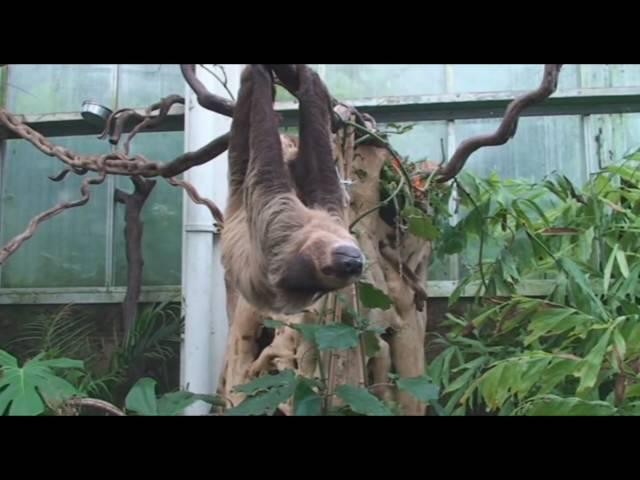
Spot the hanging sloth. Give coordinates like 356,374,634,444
220,64,364,315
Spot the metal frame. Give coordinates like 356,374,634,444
2,65,640,304
4,87,640,140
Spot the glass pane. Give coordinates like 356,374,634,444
6,64,115,114
610,65,640,88
325,64,445,99
454,115,586,185
1,137,109,287
117,64,185,108
621,113,640,153
113,132,184,286
452,64,579,93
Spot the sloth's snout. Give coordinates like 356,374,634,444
332,245,364,277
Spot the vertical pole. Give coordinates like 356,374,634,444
180,64,240,415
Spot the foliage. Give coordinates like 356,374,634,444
0,349,83,415
230,283,438,416
5,301,183,406
428,148,640,416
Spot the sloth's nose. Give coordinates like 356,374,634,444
333,245,364,277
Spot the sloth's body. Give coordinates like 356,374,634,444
220,65,364,315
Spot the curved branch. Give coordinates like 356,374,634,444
436,64,563,183
0,172,107,265
159,132,230,177
166,177,224,225
180,64,235,116
65,398,126,416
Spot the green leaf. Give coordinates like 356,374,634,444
361,330,381,357
402,206,439,240
38,358,84,370
0,354,81,416
575,329,612,395
439,225,466,255
314,324,360,351
358,282,393,310
603,244,618,295
616,249,630,278
233,369,296,395
263,319,287,329
524,308,575,346
625,384,640,399
125,378,159,416
293,379,322,416
612,328,626,368
526,396,616,416
156,391,215,416
0,350,18,367
226,383,297,416
396,375,440,402
335,385,393,416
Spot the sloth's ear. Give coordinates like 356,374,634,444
277,253,320,295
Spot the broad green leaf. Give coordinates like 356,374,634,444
292,324,322,343
478,363,510,410
397,375,440,402
8,376,44,416
402,206,439,240
0,354,81,416
293,379,322,416
233,369,296,395
358,282,393,310
125,378,158,416
225,383,296,416
575,329,612,395
335,385,393,416
0,350,17,367
314,324,360,351
539,358,579,395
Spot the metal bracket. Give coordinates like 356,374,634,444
184,223,221,235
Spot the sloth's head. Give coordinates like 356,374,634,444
276,212,364,298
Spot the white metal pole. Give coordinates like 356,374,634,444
180,64,240,415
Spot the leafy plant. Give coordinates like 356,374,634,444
124,377,224,416
0,349,83,416
230,282,438,416
428,148,640,416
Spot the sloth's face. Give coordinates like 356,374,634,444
278,227,364,297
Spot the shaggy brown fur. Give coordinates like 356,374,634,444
221,64,363,315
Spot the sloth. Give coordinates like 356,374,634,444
220,64,364,315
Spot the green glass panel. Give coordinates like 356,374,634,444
325,64,445,99
117,64,185,108
1,137,109,287
452,64,579,93
6,64,115,114
112,132,184,286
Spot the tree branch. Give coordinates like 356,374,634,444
166,177,224,225
0,172,107,265
64,397,126,416
179,64,235,116
115,176,157,338
436,64,563,183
